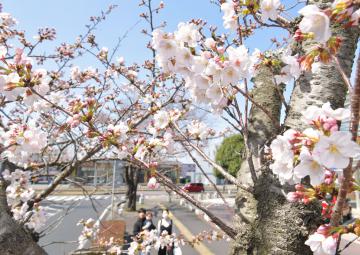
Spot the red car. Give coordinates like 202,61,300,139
182,183,205,193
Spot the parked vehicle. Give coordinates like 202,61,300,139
182,183,204,193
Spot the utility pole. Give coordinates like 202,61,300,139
111,160,116,219
93,162,97,186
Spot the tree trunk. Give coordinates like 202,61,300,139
232,0,359,253
124,165,138,211
232,65,322,255
0,161,47,255
284,0,359,131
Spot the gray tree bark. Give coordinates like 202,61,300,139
0,161,47,255
232,0,359,252
285,0,359,131
232,65,322,255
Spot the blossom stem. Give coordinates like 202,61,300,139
333,56,353,95
154,171,237,239
181,141,234,212
330,53,360,226
171,122,253,193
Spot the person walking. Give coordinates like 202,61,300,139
133,208,146,236
157,209,173,255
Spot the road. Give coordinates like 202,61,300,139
39,195,115,255
163,202,232,255
38,191,233,255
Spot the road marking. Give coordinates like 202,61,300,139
64,196,76,201
159,203,215,255
46,196,65,201
42,205,63,218
46,195,111,202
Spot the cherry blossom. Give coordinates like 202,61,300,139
147,177,160,189
1,121,48,166
305,225,337,255
0,73,25,101
298,5,331,43
174,22,201,47
153,110,170,129
260,0,281,22
301,102,350,124
313,131,360,169
204,37,216,49
293,147,326,186
227,45,258,79
0,45,7,58
77,218,98,249
0,12,17,26
321,102,350,121
25,204,47,232
275,54,301,84
2,169,47,232
270,103,360,187
220,2,237,30
187,120,212,140
269,132,295,183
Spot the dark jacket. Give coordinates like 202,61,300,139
133,218,145,236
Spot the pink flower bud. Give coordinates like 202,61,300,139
295,184,305,191
293,29,304,42
203,51,212,59
149,162,158,168
316,224,331,236
323,117,338,132
147,177,160,189
286,192,302,203
324,170,334,185
217,46,225,54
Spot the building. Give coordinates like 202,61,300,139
74,159,186,185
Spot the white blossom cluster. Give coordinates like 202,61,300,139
128,229,184,255
2,169,46,232
270,102,359,186
77,218,98,249
305,227,337,255
274,53,301,85
187,120,213,140
1,121,47,166
71,66,99,83
0,12,17,27
0,49,50,105
152,23,260,114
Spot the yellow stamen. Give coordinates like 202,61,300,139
329,144,339,154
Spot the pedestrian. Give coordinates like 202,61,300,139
133,208,146,236
157,209,173,255
142,210,156,232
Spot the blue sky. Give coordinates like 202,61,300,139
2,0,289,66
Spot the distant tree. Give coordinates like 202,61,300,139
213,134,245,179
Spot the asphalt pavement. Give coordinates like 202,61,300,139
39,195,116,255
37,191,233,255
163,202,232,255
